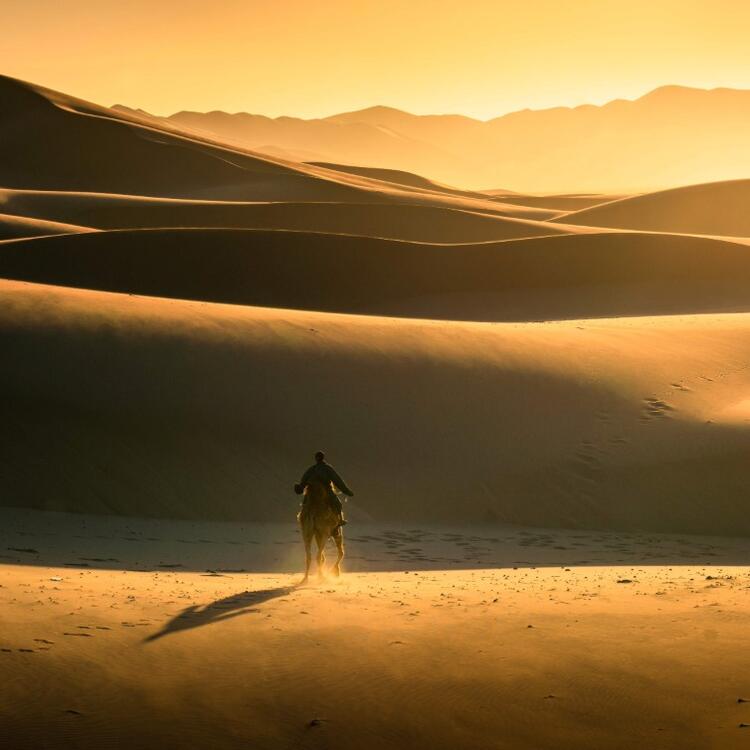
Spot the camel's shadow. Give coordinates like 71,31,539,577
144,586,294,643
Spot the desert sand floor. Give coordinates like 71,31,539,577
3,508,750,750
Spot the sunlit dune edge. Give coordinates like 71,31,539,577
0,74,552,219
559,179,750,237
0,211,96,241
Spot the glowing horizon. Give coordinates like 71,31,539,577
144,83,750,121
3,0,750,119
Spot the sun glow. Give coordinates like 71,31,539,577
3,0,750,119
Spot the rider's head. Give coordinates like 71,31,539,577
314,451,325,463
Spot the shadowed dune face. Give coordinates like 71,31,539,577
0,191,569,243
2,279,750,535
0,76,311,200
0,75,553,222
0,75,437,207
1,229,750,321
558,179,750,237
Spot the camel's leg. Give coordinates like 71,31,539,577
315,531,327,580
300,528,313,585
332,530,344,577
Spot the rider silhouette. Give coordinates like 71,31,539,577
295,451,353,529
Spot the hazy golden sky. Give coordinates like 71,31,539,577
3,0,750,119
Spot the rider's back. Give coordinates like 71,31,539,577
300,461,353,496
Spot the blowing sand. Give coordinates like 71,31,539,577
3,507,750,750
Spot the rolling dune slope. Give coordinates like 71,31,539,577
0,190,569,243
307,161,488,199
0,212,95,240
1,229,750,320
560,179,750,236
0,75,319,200
0,75,552,220
487,192,626,211
2,278,750,536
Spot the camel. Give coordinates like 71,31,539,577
298,480,344,584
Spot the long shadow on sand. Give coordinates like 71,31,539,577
144,586,294,643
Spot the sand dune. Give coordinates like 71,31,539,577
2,228,750,320
559,179,750,237
0,190,568,243
307,161,489,199
487,192,626,212
2,278,750,536
0,75,315,199
0,75,553,221
0,75,421,205
0,211,94,240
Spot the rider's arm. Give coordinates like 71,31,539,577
326,466,354,496
299,466,314,486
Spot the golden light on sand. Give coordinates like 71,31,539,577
3,0,750,118
4,6,750,746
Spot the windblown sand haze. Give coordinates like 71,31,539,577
2,40,750,750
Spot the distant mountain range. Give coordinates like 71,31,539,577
114,86,750,193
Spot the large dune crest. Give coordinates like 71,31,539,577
2,228,750,320
2,278,750,536
0,189,571,243
0,75,551,220
558,179,750,237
